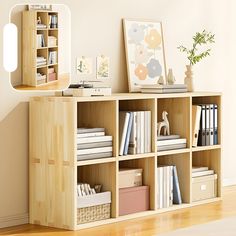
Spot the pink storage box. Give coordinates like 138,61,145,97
119,186,149,216
48,72,56,81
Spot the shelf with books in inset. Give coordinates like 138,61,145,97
157,152,191,209
118,156,156,215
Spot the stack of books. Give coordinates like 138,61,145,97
140,84,187,94
157,135,187,151
157,165,182,209
192,104,218,147
37,23,47,29
49,14,58,28
77,128,113,161
36,56,47,67
192,166,215,178
119,111,151,156
37,34,46,48
48,51,57,64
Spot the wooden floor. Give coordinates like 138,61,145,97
1,186,236,236
13,74,70,91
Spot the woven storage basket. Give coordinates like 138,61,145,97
77,203,110,224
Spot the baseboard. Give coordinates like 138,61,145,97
0,213,29,229
223,178,236,187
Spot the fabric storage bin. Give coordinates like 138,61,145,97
119,186,149,216
77,191,111,224
192,174,217,202
48,72,56,82
119,168,143,188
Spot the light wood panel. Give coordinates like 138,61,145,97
29,97,77,230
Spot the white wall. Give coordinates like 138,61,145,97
0,0,235,227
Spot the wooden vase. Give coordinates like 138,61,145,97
184,65,194,92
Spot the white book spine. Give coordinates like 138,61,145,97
169,166,173,207
147,111,151,153
159,167,163,209
157,138,187,146
77,136,112,144
140,112,145,153
77,146,112,155
166,166,170,208
136,112,141,154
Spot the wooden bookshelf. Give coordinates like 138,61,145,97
29,92,222,230
22,11,59,87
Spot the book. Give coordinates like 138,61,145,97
205,105,210,146
173,166,182,204
198,105,206,146
140,112,145,153
77,135,112,144
119,112,131,155
77,146,112,156
77,152,112,161
77,132,105,138
192,166,209,173
157,143,186,151
157,135,180,141
192,105,201,147
157,138,187,146
141,84,187,89
213,104,218,145
128,112,137,154
145,111,151,153
77,128,105,134
77,141,112,150
123,113,133,155
192,169,214,177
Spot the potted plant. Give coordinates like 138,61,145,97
178,30,215,92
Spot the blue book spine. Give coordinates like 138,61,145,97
123,112,134,155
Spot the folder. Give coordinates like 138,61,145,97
198,105,206,146
209,104,214,145
192,105,201,147
213,104,218,145
205,105,210,146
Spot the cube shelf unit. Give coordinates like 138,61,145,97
22,11,58,86
29,92,222,230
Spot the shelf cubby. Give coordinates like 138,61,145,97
77,101,118,157
157,97,191,149
119,156,156,211
119,98,157,153
192,149,221,197
158,153,191,204
77,162,117,219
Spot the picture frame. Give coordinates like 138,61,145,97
96,55,110,79
123,19,167,92
28,4,52,11
76,57,93,75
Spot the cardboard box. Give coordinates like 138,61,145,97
119,186,149,216
192,174,217,202
119,168,143,188
48,72,56,82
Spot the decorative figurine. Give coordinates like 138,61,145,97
157,111,170,136
167,68,176,85
158,75,164,85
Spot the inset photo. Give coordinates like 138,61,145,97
10,4,71,91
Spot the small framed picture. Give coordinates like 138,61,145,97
76,57,93,75
96,55,110,79
28,4,52,11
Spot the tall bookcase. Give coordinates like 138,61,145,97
22,10,59,87
29,92,222,230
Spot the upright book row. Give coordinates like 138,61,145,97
192,104,218,147
119,111,151,156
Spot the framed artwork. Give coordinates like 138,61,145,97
28,5,52,11
123,19,167,92
76,57,93,75
96,55,110,79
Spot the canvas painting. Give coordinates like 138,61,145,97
96,56,110,79
123,19,167,92
76,57,93,75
